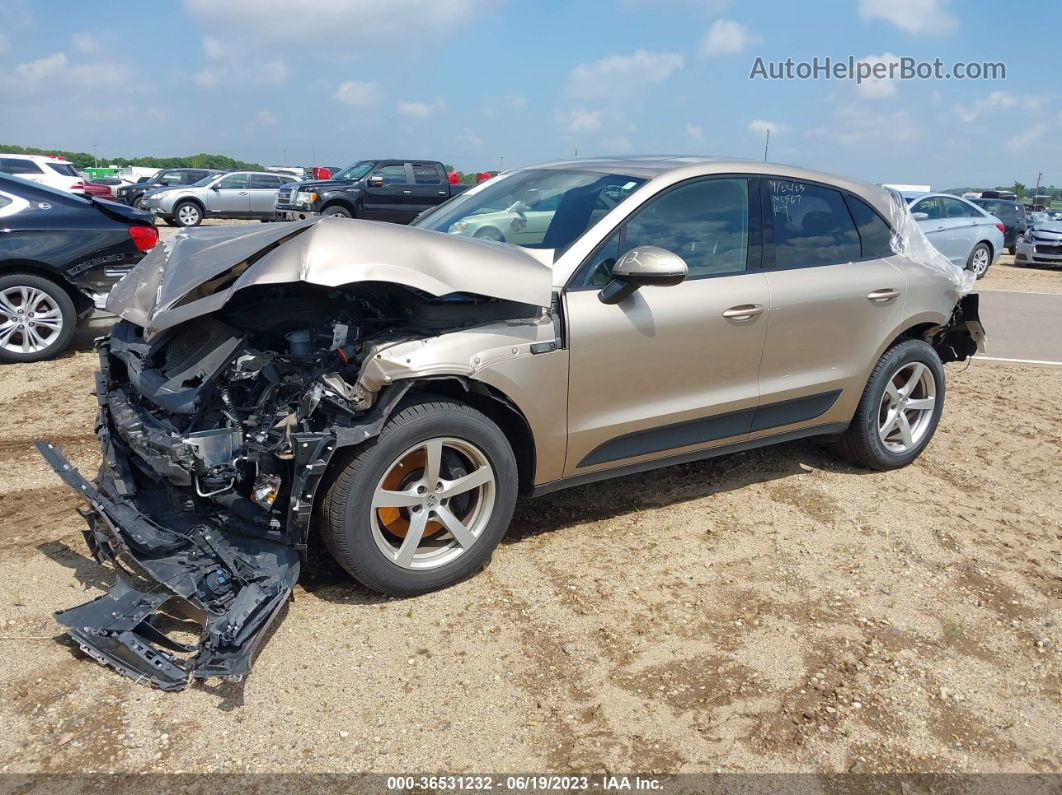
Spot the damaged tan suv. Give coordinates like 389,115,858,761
40,157,983,690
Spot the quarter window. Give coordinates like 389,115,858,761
844,195,894,259
250,174,282,188
767,180,860,268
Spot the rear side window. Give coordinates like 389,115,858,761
250,174,281,188
1,158,44,175
412,164,442,184
844,195,894,258
942,197,978,218
766,179,860,268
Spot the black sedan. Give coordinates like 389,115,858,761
0,174,158,362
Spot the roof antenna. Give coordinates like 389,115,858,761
763,128,770,161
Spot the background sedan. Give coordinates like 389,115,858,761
907,192,1004,279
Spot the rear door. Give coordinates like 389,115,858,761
248,173,283,215
756,178,907,438
210,173,251,216
408,163,450,217
362,162,412,222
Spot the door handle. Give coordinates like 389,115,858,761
239,191,248,195
438,191,447,196
721,304,765,321
402,190,412,195
867,288,900,303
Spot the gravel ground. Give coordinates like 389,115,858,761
0,241,1059,776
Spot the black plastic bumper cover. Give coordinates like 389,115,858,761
36,440,299,692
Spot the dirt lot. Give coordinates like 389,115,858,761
0,239,1059,776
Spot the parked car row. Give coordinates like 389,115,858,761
905,192,1004,279
0,153,117,199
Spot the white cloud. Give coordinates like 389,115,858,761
685,122,704,141
71,31,100,53
333,80,384,106
855,53,900,99
183,0,498,46
397,96,446,119
699,19,762,56
67,61,134,88
807,103,919,146
505,94,527,109
457,127,483,146
193,53,287,89
600,135,634,154
955,91,1043,124
14,52,69,83
1007,123,1048,154
858,0,958,36
566,49,684,101
256,110,280,127
193,68,221,89
554,107,602,134
482,93,527,118
1,52,140,94
748,119,785,136
201,35,226,60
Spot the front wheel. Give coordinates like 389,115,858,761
321,396,518,595
173,201,202,227
0,274,77,363
967,242,992,279
322,205,352,218
838,340,945,471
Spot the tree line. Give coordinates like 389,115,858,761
1,144,263,171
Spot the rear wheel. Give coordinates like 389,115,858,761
173,201,202,227
0,274,77,363
838,340,945,470
322,396,518,595
966,242,992,279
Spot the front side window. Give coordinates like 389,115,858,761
373,164,408,185
1,158,44,175
415,168,645,251
217,174,249,190
767,180,860,268
911,196,943,220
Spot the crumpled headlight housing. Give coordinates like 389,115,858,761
448,221,469,234
295,191,317,206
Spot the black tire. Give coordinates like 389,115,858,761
162,217,180,227
321,395,518,595
1007,245,1016,255
173,200,202,227
0,273,77,363
966,242,992,279
838,339,945,471
322,205,352,218
131,195,144,209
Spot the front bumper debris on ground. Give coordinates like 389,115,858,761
37,436,299,691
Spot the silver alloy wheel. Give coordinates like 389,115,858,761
877,361,937,453
177,204,200,225
970,246,990,276
0,285,64,354
369,437,496,570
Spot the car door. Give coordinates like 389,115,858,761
248,173,283,216
911,196,966,264
939,196,984,260
209,173,251,217
408,163,450,217
362,162,412,222
756,179,906,438
563,176,769,476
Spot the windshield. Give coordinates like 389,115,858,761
332,161,374,182
190,174,218,187
413,168,646,250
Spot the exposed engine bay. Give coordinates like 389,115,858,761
39,281,545,690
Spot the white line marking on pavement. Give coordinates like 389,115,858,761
976,289,1062,297
975,356,1062,366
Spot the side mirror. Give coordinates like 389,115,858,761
912,211,929,221
367,176,385,188
598,245,688,305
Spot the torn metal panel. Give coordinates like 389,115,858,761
107,216,554,335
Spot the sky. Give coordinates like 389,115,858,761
0,0,1058,189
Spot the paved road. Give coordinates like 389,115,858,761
976,290,1062,364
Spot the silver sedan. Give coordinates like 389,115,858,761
907,193,1004,279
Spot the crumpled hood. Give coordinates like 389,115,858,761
1029,221,1062,239
107,216,554,334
